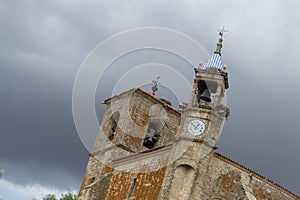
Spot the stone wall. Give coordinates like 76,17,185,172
189,153,300,200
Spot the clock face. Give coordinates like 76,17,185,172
187,119,206,136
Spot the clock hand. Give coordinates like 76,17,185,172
195,123,200,129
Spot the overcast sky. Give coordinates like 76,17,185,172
1,0,300,199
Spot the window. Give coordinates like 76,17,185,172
90,177,95,183
128,178,137,198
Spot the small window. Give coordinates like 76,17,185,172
108,111,120,141
128,178,137,198
143,123,159,149
91,177,95,183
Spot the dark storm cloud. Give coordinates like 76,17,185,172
1,0,299,196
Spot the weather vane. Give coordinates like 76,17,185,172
151,75,161,95
218,25,229,39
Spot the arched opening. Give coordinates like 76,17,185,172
143,122,159,149
107,111,120,141
169,164,195,199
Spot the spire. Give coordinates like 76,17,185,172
202,26,228,70
215,26,228,55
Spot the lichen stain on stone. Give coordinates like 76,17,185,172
106,171,133,200
133,167,166,200
129,97,149,126
211,170,245,200
216,170,242,193
123,134,142,151
101,166,114,176
253,187,273,200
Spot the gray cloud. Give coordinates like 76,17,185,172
0,0,299,196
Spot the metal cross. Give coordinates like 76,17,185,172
218,25,229,38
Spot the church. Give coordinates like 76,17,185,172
78,33,299,200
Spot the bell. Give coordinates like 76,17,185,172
200,88,211,102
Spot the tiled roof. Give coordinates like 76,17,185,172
103,88,180,114
202,53,223,70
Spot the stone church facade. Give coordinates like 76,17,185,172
78,35,299,200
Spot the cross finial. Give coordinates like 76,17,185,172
215,26,229,55
218,25,229,39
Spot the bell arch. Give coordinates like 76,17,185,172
168,164,196,199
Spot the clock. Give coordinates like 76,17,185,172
187,119,206,136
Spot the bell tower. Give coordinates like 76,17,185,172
173,30,229,156
168,32,230,199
